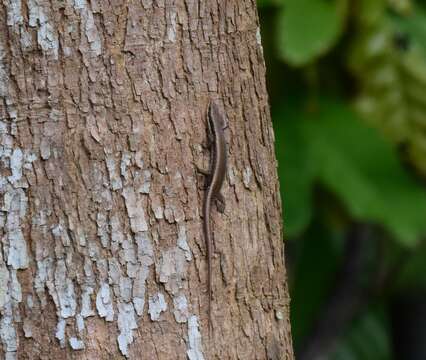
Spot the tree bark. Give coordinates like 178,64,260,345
0,0,293,358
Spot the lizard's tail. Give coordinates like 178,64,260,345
203,191,213,338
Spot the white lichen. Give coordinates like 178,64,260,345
0,266,9,308
5,189,29,270
0,58,28,358
28,0,59,59
75,314,85,333
55,318,66,348
96,282,114,321
137,170,151,194
117,302,137,357
120,152,132,180
131,231,154,316
52,223,71,247
19,29,32,50
9,271,21,303
6,0,23,27
122,187,148,233
72,0,102,56
22,319,33,338
81,286,96,318
0,120,7,134
40,137,51,160
38,21,58,57
158,247,187,295
96,212,109,248
148,292,167,321
34,258,52,307
177,225,192,261
55,260,77,319
8,148,23,185
120,237,137,271
132,265,149,316
69,337,85,350
0,303,17,355
0,45,8,97
173,294,189,323
187,316,205,360
119,276,132,303
243,167,252,188
256,27,263,46
110,213,125,252
166,10,177,43
106,156,123,190
7,228,28,270
135,232,154,262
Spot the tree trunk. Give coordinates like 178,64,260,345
0,0,293,358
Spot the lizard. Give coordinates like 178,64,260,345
199,100,228,336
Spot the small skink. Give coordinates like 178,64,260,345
201,101,227,335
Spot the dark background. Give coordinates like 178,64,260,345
258,0,426,359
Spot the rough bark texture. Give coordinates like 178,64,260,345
0,0,293,358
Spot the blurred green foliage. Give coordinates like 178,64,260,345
276,0,348,65
275,99,426,245
258,0,426,358
331,307,392,360
350,0,426,176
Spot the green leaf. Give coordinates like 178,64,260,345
275,98,426,245
276,0,348,66
310,101,426,246
313,103,426,245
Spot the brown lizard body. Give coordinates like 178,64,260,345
201,101,227,335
